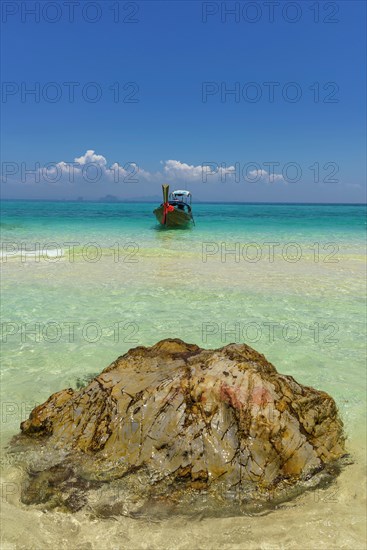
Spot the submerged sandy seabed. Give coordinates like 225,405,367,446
0,441,366,550
1,231,366,549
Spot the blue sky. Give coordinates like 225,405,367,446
1,0,366,202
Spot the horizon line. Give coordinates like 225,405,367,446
0,198,366,206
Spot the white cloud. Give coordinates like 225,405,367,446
74,150,107,167
248,169,284,183
249,169,268,178
162,160,204,181
35,151,284,186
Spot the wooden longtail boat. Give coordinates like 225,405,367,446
153,184,194,228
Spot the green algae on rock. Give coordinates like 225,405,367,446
15,339,346,515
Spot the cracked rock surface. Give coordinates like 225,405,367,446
15,339,346,515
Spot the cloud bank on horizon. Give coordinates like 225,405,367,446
40,150,285,185
1,150,363,203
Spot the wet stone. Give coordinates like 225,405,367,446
13,339,347,516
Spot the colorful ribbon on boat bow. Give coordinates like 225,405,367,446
162,202,174,224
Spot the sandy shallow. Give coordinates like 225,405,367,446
1,204,366,549
1,442,366,550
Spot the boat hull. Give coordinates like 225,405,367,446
153,206,193,228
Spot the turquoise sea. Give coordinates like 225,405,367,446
1,201,366,549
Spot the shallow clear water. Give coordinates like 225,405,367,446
1,201,366,549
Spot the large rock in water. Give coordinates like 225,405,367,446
15,339,346,516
